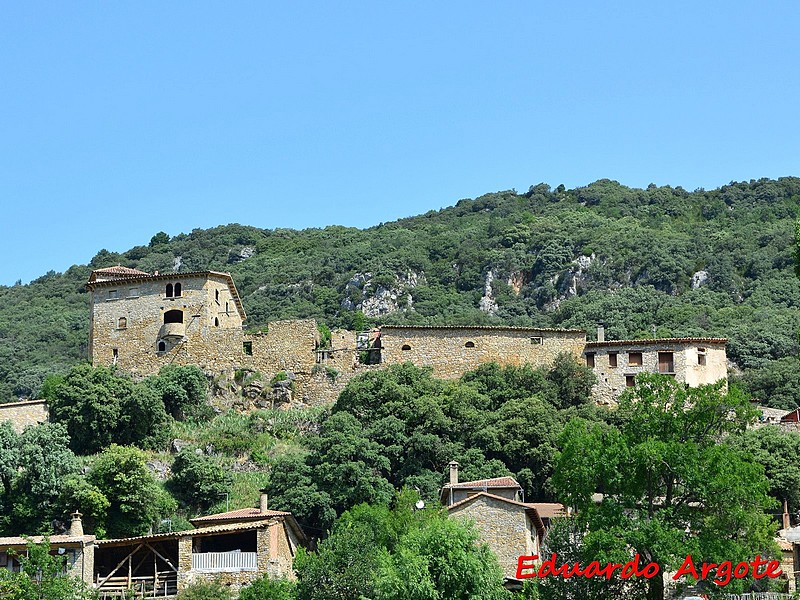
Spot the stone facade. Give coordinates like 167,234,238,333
0,400,48,433
86,269,730,408
448,493,542,581
379,325,587,379
585,337,728,405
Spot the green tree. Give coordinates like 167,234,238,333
146,365,209,420
88,445,176,538
0,538,96,599
553,375,777,600
239,576,296,600
168,449,233,512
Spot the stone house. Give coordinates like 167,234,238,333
92,493,306,596
440,462,562,586
0,512,95,587
0,399,48,433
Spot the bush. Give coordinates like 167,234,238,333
175,580,232,600
169,449,233,512
239,576,296,600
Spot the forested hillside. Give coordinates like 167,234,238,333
2,177,799,406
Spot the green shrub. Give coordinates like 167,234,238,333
175,580,232,600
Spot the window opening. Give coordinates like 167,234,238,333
628,352,643,366
118,317,127,330
108,290,119,300
174,282,182,297
243,341,253,355
164,309,183,324
585,353,595,368
658,352,674,374
112,348,118,365
128,288,139,297
157,341,166,352
530,337,543,345
166,283,173,298
608,352,618,367
465,341,475,348
401,344,412,351
214,317,219,327
626,375,636,387
215,289,220,302
697,348,707,366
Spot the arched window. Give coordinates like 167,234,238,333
164,309,183,324
118,317,127,330
174,282,182,297
401,344,412,351
214,317,219,327
157,341,166,352
165,283,173,298
464,341,475,348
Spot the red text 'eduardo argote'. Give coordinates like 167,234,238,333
516,554,783,586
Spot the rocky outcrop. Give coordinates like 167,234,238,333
341,271,423,317
479,269,499,315
691,270,709,289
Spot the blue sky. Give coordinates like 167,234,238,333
1,1,799,285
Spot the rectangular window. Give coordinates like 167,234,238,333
628,352,643,366
585,353,595,368
530,337,543,345
112,348,119,365
697,348,707,366
243,341,253,356
608,352,618,368
107,290,119,300
626,375,636,387
128,288,139,297
658,352,674,374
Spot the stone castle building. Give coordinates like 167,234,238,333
84,267,729,406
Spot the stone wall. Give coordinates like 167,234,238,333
379,326,587,379
585,339,728,405
0,400,48,433
449,495,538,580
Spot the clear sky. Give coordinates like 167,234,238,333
1,1,799,286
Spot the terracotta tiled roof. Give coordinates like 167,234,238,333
524,502,566,519
442,476,521,490
585,337,727,348
96,519,277,547
0,534,95,547
190,507,289,525
89,266,150,280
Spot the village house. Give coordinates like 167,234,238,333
440,461,564,588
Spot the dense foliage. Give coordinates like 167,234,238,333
1,178,799,407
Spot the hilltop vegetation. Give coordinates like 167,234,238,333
1,177,799,406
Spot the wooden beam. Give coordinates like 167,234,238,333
97,544,144,588
145,543,179,573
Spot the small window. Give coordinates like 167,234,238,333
108,289,119,300
112,348,118,365
608,352,618,368
214,317,219,327
118,317,127,330
530,337,543,345
626,375,636,387
128,288,139,297
585,353,595,368
697,348,707,366
225,301,229,313
164,309,183,324
465,341,475,348
166,283,173,298
157,341,166,352
628,352,643,366
243,341,253,355
401,344,412,351
658,352,674,374
174,282,182,297
215,289,220,302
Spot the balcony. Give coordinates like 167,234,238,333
191,551,257,573
159,323,185,340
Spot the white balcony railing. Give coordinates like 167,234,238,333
191,552,258,572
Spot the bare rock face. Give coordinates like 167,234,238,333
228,246,256,264
147,459,171,480
479,269,499,315
341,271,424,317
691,270,709,289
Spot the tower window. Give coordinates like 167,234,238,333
112,348,118,365
401,344,412,351
243,341,253,355
174,282,182,297
117,317,127,330
465,341,475,348
214,317,219,327
157,341,166,352
164,309,183,324
166,283,173,298
215,289,220,303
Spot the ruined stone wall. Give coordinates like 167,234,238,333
0,400,48,433
449,496,538,580
379,327,586,379
587,340,728,405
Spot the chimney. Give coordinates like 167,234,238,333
260,490,269,513
596,321,605,343
783,499,791,530
448,461,459,485
69,512,84,537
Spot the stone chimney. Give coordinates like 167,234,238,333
783,499,791,530
69,512,84,537
260,490,269,513
448,461,459,485
596,322,605,343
